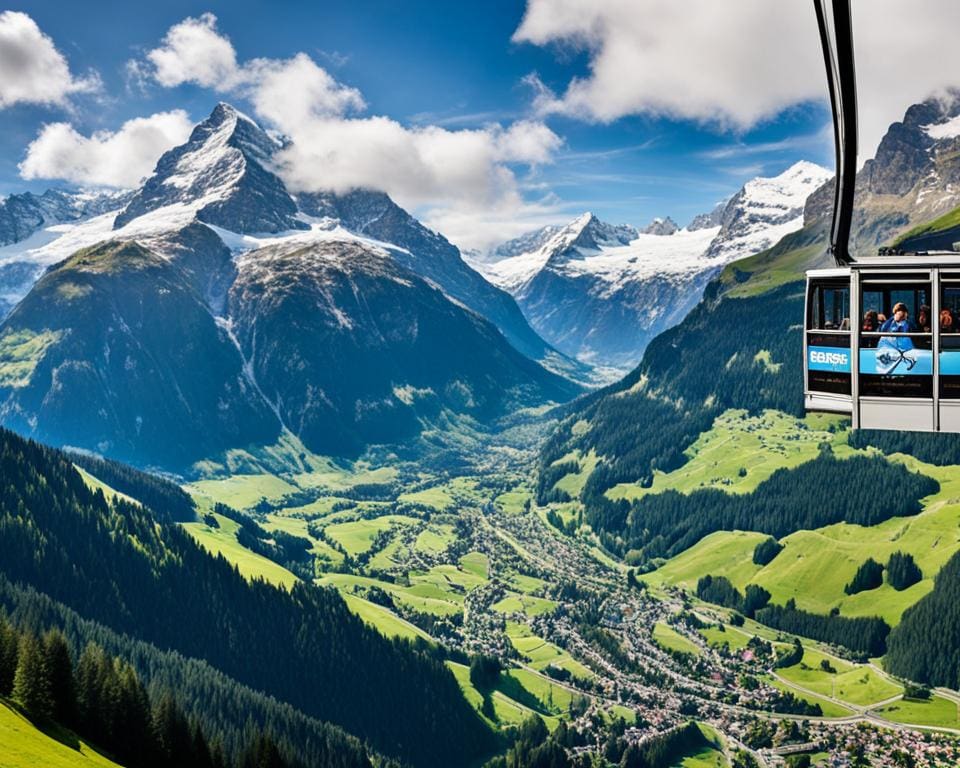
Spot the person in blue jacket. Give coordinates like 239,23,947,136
877,301,916,366
880,302,915,334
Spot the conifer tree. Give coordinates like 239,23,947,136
13,632,53,719
0,614,18,696
42,629,77,727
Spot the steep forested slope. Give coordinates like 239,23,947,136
886,551,960,687
0,427,494,766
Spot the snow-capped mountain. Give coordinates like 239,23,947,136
115,102,304,234
704,160,832,261
0,103,582,469
688,202,725,231
0,187,130,247
479,161,831,372
0,103,585,381
0,188,132,316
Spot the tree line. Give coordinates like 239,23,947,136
886,549,960,687
0,575,379,768
585,452,936,562
0,616,301,768
754,601,889,657
67,448,197,522
0,426,494,767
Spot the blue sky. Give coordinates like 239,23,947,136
0,0,901,249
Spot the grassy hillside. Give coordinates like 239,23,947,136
0,427,495,767
644,419,958,627
893,202,960,250
0,700,122,768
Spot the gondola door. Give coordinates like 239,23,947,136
858,273,934,430
805,276,852,414
939,275,960,430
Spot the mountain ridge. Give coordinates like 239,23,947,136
478,161,830,370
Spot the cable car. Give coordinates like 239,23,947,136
804,0,960,431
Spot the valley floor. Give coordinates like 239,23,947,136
95,408,960,767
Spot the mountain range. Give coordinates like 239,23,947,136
0,103,581,470
476,161,831,371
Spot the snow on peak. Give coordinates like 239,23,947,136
924,114,960,140
740,160,832,212
641,216,679,236
703,160,831,262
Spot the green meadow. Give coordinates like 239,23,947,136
0,700,122,768
764,676,853,719
183,511,298,589
506,622,593,679
324,515,419,557
652,622,701,657
646,420,960,627
607,409,851,501
777,647,902,707
876,695,960,729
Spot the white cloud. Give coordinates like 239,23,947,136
136,13,563,251
0,11,99,108
514,0,960,159
19,111,194,188
243,53,365,126
147,12,240,89
422,198,575,254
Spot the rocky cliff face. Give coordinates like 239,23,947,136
804,94,960,254
114,103,305,234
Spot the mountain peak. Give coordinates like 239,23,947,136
704,160,831,261
641,216,679,236
113,103,304,234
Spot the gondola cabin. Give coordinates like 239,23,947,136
805,251,960,430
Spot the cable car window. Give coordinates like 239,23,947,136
860,281,932,397
809,284,850,330
806,281,850,395
940,283,960,399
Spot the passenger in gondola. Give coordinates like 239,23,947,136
918,304,932,332
942,309,956,333
861,310,879,332
880,302,914,333
879,302,914,353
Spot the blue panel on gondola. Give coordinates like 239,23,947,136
807,346,851,372
941,351,960,376
860,344,932,376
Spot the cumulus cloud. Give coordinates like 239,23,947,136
514,0,960,159
0,10,99,108
19,110,194,188
243,53,365,127
135,13,563,250
146,12,240,89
